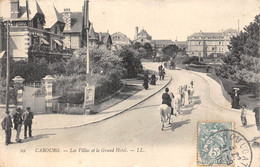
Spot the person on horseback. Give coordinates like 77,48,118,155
162,88,173,115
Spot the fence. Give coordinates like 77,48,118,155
53,102,85,115
24,81,42,88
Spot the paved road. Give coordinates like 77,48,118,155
0,62,259,167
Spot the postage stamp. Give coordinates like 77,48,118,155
197,122,253,167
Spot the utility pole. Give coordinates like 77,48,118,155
5,20,10,114
85,0,90,78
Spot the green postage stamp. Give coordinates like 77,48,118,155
197,122,252,167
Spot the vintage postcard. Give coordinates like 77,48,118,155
0,0,259,166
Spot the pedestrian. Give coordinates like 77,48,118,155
150,73,157,85
23,107,34,139
240,105,247,127
1,111,13,145
231,88,240,109
161,68,165,80
252,106,260,131
13,107,23,143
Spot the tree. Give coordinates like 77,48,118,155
118,47,143,78
143,42,153,58
218,14,260,96
227,14,260,65
162,44,180,60
132,42,143,50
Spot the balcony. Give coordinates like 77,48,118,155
28,45,72,58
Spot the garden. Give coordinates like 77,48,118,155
0,45,145,114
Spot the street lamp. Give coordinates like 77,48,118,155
4,20,11,114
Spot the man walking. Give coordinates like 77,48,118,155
23,107,34,139
13,108,23,142
1,111,13,145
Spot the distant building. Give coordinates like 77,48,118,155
62,9,84,50
150,40,175,50
0,0,69,61
133,27,152,44
111,32,131,50
62,8,112,50
187,29,238,57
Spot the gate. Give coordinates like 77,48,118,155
22,86,46,114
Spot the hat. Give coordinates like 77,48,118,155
26,107,31,110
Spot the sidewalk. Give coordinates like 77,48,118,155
31,76,172,130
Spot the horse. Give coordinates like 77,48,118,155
159,104,171,130
174,87,182,115
188,81,194,104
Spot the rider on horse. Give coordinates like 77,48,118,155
162,88,173,115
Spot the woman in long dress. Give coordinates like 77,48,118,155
184,85,189,106
175,87,182,115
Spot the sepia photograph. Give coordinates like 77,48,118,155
0,0,259,166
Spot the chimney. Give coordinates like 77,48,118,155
10,0,20,19
135,26,138,40
63,8,71,31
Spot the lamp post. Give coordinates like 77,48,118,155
5,20,11,114
85,0,90,78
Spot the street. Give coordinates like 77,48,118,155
0,62,259,167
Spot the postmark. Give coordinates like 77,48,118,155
197,122,252,167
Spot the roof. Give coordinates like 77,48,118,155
63,12,82,33
189,32,224,38
111,32,128,38
99,32,111,44
151,40,175,45
138,29,151,38
42,5,64,29
223,28,237,33
20,0,44,20
89,23,98,39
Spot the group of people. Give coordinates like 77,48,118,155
162,81,195,116
158,65,166,80
143,71,159,90
1,107,34,146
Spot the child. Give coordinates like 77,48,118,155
241,105,247,127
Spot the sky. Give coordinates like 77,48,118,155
0,0,259,41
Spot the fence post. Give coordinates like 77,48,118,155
12,76,25,110
43,75,54,113
67,103,69,111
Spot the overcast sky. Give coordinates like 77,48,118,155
0,0,259,41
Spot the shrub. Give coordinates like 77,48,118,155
0,86,17,105
61,107,85,115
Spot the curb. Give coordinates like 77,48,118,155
35,76,172,130
184,69,254,115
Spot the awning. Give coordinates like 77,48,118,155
0,51,6,59
40,38,49,45
54,39,62,46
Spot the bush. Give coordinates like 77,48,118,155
0,86,17,105
183,56,204,64
61,106,85,115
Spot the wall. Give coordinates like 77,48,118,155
10,30,30,61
